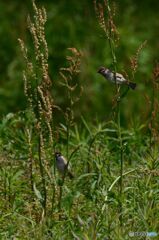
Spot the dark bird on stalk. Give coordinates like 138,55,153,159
55,152,74,179
98,66,136,90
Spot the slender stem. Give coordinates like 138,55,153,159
29,154,34,193
106,0,123,231
149,79,155,148
27,131,34,193
35,73,47,215
51,118,56,214
58,185,62,219
51,184,55,214
38,134,47,215
66,120,69,161
117,102,123,228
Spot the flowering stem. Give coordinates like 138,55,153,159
106,0,123,231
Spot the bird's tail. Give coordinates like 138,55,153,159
128,82,136,90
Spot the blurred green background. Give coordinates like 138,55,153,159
0,0,159,125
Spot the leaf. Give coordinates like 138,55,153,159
81,116,92,136
12,170,24,181
33,183,44,202
77,173,96,181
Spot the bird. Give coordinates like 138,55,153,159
55,152,74,179
98,66,136,90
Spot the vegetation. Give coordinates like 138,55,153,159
0,0,159,239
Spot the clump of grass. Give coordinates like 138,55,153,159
19,0,54,219
0,1,159,239
143,61,159,188
59,47,83,158
94,0,149,236
19,1,83,222
94,0,125,231
55,47,83,215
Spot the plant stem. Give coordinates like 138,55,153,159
38,134,47,216
117,101,123,229
106,0,123,231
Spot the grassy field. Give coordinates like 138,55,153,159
0,1,159,239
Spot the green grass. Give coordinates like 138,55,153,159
0,113,159,239
0,1,159,239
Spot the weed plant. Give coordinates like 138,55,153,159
0,1,159,239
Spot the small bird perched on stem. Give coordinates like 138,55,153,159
55,152,74,179
98,66,136,90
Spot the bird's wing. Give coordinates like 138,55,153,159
61,156,72,171
116,73,124,79
62,156,68,165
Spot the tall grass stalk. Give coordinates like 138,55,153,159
94,0,124,232
57,48,82,214
19,1,54,218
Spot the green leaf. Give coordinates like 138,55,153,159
33,183,44,202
